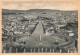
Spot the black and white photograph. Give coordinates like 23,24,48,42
2,1,78,53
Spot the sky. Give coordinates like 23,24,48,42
2,1,78,10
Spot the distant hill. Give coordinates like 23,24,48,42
2,9,78,13
2,9,26,13
26,9,60,12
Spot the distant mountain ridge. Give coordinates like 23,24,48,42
2,9,78,13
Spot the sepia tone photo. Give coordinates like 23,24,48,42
2,1,78,53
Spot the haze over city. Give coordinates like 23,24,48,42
2,1,77,10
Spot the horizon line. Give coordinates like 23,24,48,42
2,8,78,11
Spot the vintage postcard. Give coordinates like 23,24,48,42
0,0,80,55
